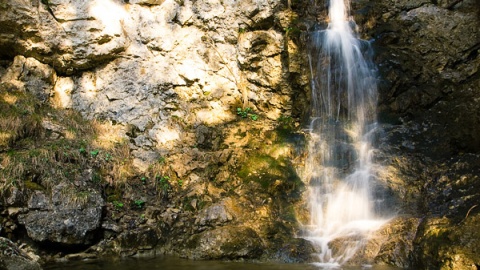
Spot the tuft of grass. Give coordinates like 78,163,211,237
133,199,145,209
0,86,137,196
0,89,42,150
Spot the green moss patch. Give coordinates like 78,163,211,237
237,153,302,196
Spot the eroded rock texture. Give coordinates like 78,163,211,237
18,181,104,245
358,0,479,269
0,0,309,265
1,0,305,169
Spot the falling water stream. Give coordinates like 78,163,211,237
302,0,388,268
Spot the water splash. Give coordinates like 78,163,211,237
302,0,388,266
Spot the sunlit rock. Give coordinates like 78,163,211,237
0,0,127,74
0,56,56,102
2,0,478,266
52,77,74,108
195,200,234,230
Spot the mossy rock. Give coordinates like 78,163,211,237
413,215,480,270
237,154,302,195
24,181,44,191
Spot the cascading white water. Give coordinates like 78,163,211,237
302,0,388,267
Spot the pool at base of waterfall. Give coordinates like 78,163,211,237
44,256,403,270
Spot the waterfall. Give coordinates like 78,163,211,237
302,0,388,267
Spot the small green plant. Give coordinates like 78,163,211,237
177,179,183,186
113,201,124,209
105,153,112,161
278,115,294,129
237,107,250,118
157,175,170,191
159,175,169,182
141,177,147,183
278,115,292,122
237,107,258,121
238,28,246,34
90,149,99,157
133,199,145,209
79,147,86,155
284,26,300,35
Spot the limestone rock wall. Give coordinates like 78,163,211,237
1,0,305,169
0,0,311,264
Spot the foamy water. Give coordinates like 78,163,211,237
302,0,389,266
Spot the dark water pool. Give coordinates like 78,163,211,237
44,256,402,270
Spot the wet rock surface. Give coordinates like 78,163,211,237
362,0,480,268
293,0,480,268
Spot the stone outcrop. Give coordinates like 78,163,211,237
1,0,302,169
183,226,265,260
0,0,128,74
369,0,480,154
18,181,104,245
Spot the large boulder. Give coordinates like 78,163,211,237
184,226,265,260
18,182,104,245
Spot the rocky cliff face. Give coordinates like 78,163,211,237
0,0,479,268
356,0,480,268
0,0,312,265
0,0,302,165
